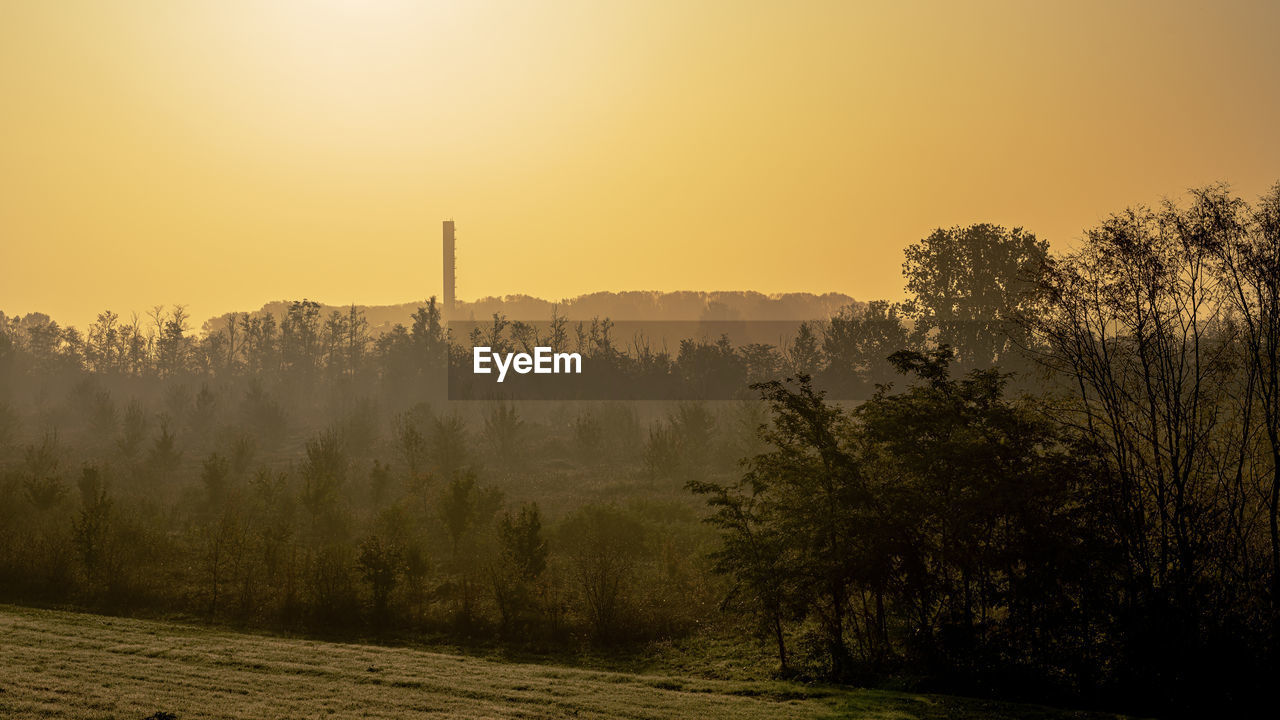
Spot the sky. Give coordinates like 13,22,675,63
2,0,1279,330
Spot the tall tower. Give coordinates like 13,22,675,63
442,220,456,316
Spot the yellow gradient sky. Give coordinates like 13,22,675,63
3,0,1279,329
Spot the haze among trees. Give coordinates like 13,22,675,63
205,291,860,339
1,182,1278,718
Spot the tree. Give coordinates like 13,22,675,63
689,473,796,672
200,452,231,509
1028,186,1272,705
743,374,864,678
393,409,430,482
146,420,182,483
281,300,322,383
904,224,1047,368
1202,182,1280,601
431,413,469,478
117,401,147,460
787,322,822,376
697,353,1103,684
560,504,645,643
437,472,503,630
299,429,347,542
859,348,1102,674
482,401,524,465
819,300,913,398
151,306,192,377
356,534,403,627
72,465,115,595
644,421,681,482
500,503,547,579
201,498,242,617
491,503,549,636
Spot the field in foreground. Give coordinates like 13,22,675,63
0,605,1132,720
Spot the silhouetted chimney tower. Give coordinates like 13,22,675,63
443,220,456,315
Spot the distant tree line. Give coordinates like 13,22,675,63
216,290,859,336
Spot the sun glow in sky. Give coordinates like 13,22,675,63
2,0,1279,328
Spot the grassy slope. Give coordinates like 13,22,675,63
0,605,1130,720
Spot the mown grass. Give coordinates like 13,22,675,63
0,604,1132,719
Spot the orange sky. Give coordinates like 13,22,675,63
3,0,1279,330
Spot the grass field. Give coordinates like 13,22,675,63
0,605,1131,720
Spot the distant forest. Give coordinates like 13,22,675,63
202,290,860,337
2,183,1278,717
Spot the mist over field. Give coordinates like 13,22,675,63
4,184,1280,718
